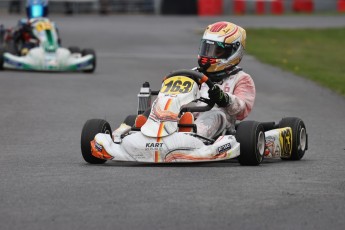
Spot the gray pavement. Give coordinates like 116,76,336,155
1,15,345,230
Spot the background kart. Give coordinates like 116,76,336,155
0,18,96,72
81,69,308,166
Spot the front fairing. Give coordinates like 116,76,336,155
141,76,200,138
3,47,94,71
3,18,95,71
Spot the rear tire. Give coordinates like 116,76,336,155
82,48,96,73
0,29,4,45
279,117,307,160
68,46,80,54
236,121,265,166
0,48,4,70
81,119,112,164
3,39,17,55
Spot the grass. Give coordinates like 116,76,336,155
245,28,345,96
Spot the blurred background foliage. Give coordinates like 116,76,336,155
246,27,345,96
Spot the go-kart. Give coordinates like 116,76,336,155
0,18,96,72
81,69,308,165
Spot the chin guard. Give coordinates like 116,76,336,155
197,56,211,73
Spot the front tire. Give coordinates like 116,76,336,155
82,48,96,73
0,48,4,70
81,119,112,164
236,121,265,166
279,117,307,160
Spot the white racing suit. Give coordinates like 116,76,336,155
194,67,256,139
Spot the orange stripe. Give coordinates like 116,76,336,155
154,123,164,162
154,151,160,162
164,152,227,162
164,98,172,110
157,123,164,139
154,99,172,163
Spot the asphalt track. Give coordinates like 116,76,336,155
1,15,345,230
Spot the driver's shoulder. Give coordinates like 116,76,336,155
229,67,252,80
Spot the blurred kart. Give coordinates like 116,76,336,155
0,18,96,72
80,70,308,165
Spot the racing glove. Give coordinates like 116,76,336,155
208,85,231,107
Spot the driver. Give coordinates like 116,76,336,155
194,21,256,139
12,0,49,55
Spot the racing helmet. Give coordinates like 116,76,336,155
198,21,246,81
26,0,49,19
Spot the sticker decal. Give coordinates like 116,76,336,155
35,21,52,32
145,142,164,151
279,128,292,157
95,142,103,152
160,76,195,95
265,136,280,157
217,143,232,153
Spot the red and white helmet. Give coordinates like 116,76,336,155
198,21,246,80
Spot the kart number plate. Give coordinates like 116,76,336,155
35,22,52,32
161,76,194,95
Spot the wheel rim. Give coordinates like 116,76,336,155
299,127,307,151
257,131,265,158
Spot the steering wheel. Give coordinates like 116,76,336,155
164,69,215,113
165,69,214,89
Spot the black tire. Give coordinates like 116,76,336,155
82,48,96,73
0,31,4,45
81,119,112,164
123,115,137,127
236,121,266,166
68,46,81,54
279,117,307,160
5,40,18,55
0,48,4,70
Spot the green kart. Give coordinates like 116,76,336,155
0,17,96,73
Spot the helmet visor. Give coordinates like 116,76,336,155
28,4,44,18
199,39,240,59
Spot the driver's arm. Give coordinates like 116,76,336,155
225,73,256,120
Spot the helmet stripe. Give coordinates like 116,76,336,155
224,26,239,41
210,22,228,32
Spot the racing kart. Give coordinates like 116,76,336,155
81,70,308,165
0,18,96,72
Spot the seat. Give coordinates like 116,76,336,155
178,112,194,132
135,114,147,128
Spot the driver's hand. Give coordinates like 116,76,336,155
208,85,231,107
